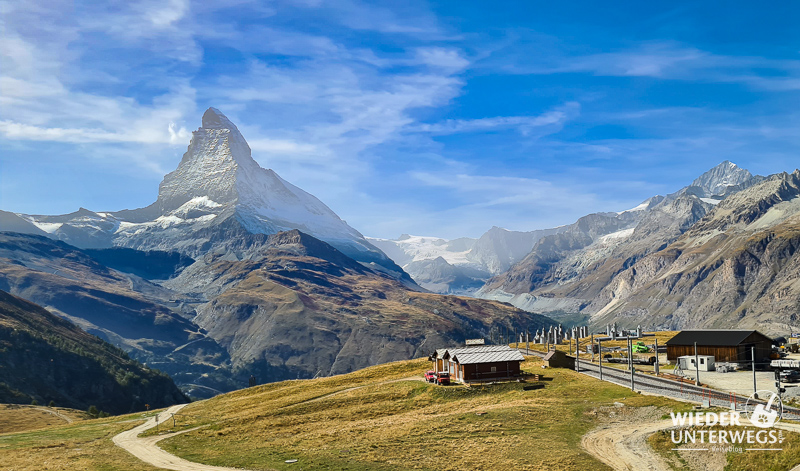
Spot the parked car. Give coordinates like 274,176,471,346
436,372,450,385
424,370,437,382
780,369,800,383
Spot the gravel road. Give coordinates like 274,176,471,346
112,404,254,471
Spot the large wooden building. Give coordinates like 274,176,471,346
429,345,525,383
665,330,772,363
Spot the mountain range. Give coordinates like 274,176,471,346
0,108,555,396
373,160,800,335
7,105,799,403
368,225,568,295
471,161,800,333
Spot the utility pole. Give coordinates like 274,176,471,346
694,342,700,386
525,328,529,354
598,339,603,381
591,334,595,363
575,336,580,372
654,337,659,376
752,346,757,397
628,336,635,391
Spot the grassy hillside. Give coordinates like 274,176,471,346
153,357,686,471
0,404,88,433
3,356,800,470
1,413,164,471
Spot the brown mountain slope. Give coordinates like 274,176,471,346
0,290,187,414
589,170,800,333
0,232,236,397
179,230,557,381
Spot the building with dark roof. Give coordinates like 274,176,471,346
664,330,772,363
542,349,575,369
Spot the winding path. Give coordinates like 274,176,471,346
113,404,253,471
33,407,74,424
113,377,423,470
581,418,676,471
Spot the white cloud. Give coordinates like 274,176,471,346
490,40,800,91
0,120,191,146
413,102,580,135
147,0,190,28
414,47,470,71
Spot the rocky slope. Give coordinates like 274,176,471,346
467,226,569,274
588,170,800,334
171,229,557,381
476,162,758,315
0,232,236,398
0,289,187,414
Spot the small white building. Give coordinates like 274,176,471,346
678,355,715,371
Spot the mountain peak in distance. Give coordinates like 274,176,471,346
688,160,752,198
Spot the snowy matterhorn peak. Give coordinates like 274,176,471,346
12,108,404,275
157,108,268,212
155,107,363,242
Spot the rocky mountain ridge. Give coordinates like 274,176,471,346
368,225,570,295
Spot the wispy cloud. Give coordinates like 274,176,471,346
2,2,799,239
412,102,580,135
490,40,800,91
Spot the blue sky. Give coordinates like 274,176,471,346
1,1,798,239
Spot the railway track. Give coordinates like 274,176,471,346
519,348,800,420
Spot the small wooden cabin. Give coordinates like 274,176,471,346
429,345,525,383
543,349,574,369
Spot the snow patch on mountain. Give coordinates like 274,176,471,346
618,202,650,214
24,219,63,233
367,235,474,267
599,227,635,243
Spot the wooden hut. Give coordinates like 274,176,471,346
665,330,772,363
431,345,525,383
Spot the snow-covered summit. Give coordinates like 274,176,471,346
689,160,752,198
151,108,365,246
14,108,398,271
